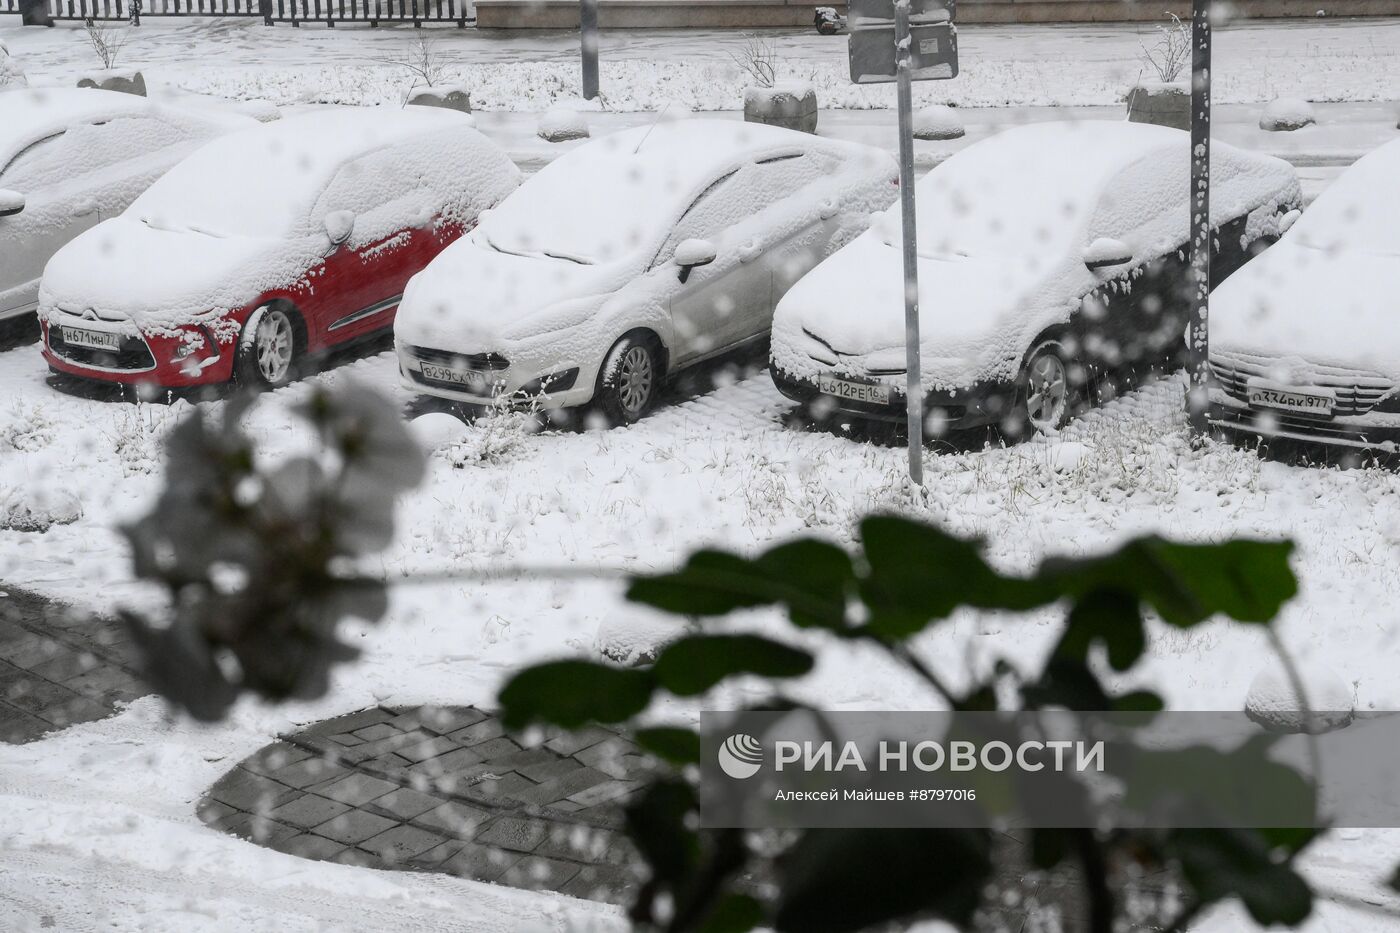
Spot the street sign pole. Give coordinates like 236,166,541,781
581,0,600,100
1187,0,1211,437
848,0,956,485
894,1,924,486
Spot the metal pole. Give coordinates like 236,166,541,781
580,0,599,100
894,0,924,485
1187,0,1212,437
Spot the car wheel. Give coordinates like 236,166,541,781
595,333,662,426
1020,338,1075,435
235,305,299,390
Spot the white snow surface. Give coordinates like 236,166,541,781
772,121,1300,390
5,348,1400,928
6,17,1388,111
1211,138,1400,376
36,108,520,334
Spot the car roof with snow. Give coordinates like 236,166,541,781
879,120,1296,260
127,107,490,239
0,87,156,168
481,118,881,263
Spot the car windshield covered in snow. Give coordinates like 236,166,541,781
477,121,813,266
1289,140,1400,255
872,121,1282,262
128,108,466,239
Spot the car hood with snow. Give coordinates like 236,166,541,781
772,121,1300,390
1211,137,1400,379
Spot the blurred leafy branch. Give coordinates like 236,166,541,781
121,383,1320,933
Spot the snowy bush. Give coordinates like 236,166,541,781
442,405,538,467
0,486,82,532
1246,659,1354,733
911,104,965,140
83,20,130,72
536,106,589,142
109,408,171,476
0,40,26,89
0,401,55,452
1260,97,1318,131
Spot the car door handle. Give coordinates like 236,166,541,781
818,198,839,220
738,241,762,263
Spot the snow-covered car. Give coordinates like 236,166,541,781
1209,138,1400,455
770,121,1301,437
393,119,897,423
0,88,253,325
40,108,520,390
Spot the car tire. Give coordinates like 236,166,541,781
234,305,300,390
594,333,662,426
1018,337,1077,436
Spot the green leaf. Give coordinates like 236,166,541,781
628,550,782,616
1041,538,1297,628
634,726,701,765
653,634,814,697
497,660,655,730
627,540,854,630
1021,656,1111,711
754,539,856,629
774,828,992,932
1170,827,1313,926
696,893,765,933
1057,589,1145,672
858,516,1050,639
624,778,698,885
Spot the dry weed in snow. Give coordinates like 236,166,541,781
441,405,539,467
0,400,55,452
108,407,172,477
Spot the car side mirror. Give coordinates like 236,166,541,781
324,210,355,247
0,189,24,218
1083,237,1133,270
675,238,717,283
1278,208,1301,236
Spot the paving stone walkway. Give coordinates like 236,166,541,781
0,587,146,743
200,705,654,904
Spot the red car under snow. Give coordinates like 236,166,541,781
39,108,521,391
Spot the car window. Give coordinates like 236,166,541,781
311,146,427,238
653,153,827,267
0,132,64,188
2,116,198,193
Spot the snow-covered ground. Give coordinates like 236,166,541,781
3,13,1400,930
5,339,1400,928
2,16,1398,110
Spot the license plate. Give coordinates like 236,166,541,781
818,374,890,405
419,361,486,391
62,326,121,351
1248,387,1333,415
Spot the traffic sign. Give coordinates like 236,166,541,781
847,0,958,85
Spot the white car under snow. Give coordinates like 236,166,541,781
1209,137,1400,455
394,119,897,423
0,88,254,324
770,121,1300,437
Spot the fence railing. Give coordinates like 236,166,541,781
0,0,470,25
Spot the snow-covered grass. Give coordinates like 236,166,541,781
3,18,1398,111
5,337,1400,924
